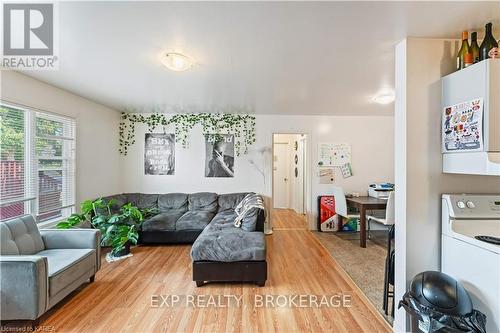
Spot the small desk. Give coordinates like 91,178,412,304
346,196,387,248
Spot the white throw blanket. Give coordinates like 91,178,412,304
234,193,264,228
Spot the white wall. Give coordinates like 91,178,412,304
121,114,394,230
0,71,123,208
393,38,500,332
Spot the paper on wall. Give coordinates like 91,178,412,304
317,143,351,167
340,163,353,178
319,168,335,184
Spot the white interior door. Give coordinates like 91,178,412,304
273,143,289,209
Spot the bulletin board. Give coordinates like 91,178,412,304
317,143,353,179
317,143,351,167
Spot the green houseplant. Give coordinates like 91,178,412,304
57,198,145,257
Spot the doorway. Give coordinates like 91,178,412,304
272,134,308,229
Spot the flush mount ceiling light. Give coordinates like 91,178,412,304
160,52,194,72
372,91,395,105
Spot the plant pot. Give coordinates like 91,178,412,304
113,242,131,257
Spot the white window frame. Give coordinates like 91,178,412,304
0,101,76,227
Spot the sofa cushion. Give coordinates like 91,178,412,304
204,221,239,234
125,193,140,206
191,230,266,262
158,193,188,213
142,212,184,231
0,215,45,255
195,211,238,234
211,210,237,225
111,194,128,205
37,249,95,297
217,193,250,212
176,211,215,231
100,194,128,213
137,194,158,209
188,192,218,213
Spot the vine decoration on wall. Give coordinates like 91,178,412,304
118,113,256,156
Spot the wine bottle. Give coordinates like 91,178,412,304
479,22,498,61
470,32,480,63
456,31,470,70
464,53,473,68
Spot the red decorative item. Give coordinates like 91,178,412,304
318,196,340,232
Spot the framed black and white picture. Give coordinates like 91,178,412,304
205,134,234,178
144,133,175,175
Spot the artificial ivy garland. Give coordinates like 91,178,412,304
119,113,256,156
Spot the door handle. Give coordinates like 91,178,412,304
284,178,288,181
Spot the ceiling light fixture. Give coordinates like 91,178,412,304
372,91,395,105
160,52,194,72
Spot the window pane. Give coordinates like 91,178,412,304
36,138,63,158
0,106,24,161
38,209,62,223
38,169,62,215
0,160,25,200
0,202,26,221
38,159,63,170
1,105,75,223
0,106,32,221
36,117,63,137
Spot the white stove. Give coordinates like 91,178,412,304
442,194,500,333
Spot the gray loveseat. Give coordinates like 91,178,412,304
102,192,267,286
0,215,101,325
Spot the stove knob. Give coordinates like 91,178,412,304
457,201,466,209
466,201,475,209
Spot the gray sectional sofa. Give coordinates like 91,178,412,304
102,192,267,286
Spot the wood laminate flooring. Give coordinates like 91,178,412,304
30,210,391,333
272,208,308,230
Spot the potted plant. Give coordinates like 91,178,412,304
57,198,145,258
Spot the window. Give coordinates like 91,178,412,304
0,103,75,223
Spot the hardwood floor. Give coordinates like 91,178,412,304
272,208,308,230
36,217,391,333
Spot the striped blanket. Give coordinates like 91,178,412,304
234,193,264,228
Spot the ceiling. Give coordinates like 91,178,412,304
21,1,500,116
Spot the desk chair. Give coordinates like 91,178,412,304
384,226,395,316
366,191,394,238
365,191,395,316
331,187,360,229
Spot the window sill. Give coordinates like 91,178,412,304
38,219,61,229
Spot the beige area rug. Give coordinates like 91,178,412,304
313,230,394,325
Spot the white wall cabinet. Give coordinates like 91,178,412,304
442,59,500,175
